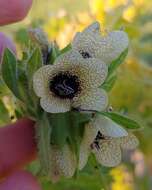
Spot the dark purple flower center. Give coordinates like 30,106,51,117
49,72,80,99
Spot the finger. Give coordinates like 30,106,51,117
0,0,33,26
0,118,37,178
0,170,42,190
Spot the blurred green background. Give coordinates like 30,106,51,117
0,0,152,189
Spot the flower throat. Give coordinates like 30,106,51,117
49,72,80,99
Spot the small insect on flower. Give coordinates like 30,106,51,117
33,50,108,113
79,115,139,170
72,21,129,64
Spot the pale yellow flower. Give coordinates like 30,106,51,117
72,22,129,64
79,115,138,169
49,144,76,182
33,50,108,113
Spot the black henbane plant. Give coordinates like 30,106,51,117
1,22,140,182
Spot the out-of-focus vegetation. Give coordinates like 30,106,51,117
0,0,152,189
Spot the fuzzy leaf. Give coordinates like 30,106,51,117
1,48,20,98
99,112,141,129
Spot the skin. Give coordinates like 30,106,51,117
0,119,42,189
0,0,33,26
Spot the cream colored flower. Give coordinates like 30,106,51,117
72,22,129,64
33,50,108,113
49,144,77,182
79,115,139,170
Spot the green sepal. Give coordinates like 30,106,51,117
98,111,141,129
108,48,128,77
101,74,117,92
60,43,72,54
49,112,70,148
1,48,20,99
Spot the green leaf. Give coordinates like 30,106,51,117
17,68,29,101
1,48,20,98
98,111,141,129
101,75,117,92
60,43,72,54
108,48,128,77
50,42,60,64
36,113,52,175
27,47,43,88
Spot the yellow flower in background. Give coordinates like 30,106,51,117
110,165,134,190
72,22,129,64
123,5,136,22
89,0,105,25
33,50,108,113
79,115,138,170
49,144,77,182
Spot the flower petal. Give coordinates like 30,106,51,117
93,140,122,167
119,133,139,150
72,23,129,64
79,123,98,170
95,31,129,64
93,115,128,137
49,145,76,181
83,22,100,33
40,96,70,113
55,50,108,87
72,28,102,59
79,58,108,87
33,63,74,97
58,144,76,178
33,65,54,97
73,88,108,112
